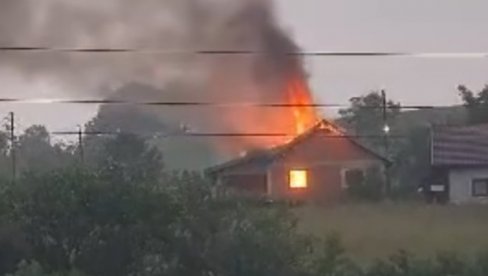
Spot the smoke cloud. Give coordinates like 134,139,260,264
0,0,314,161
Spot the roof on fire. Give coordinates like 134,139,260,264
432,123,488,167
206,119,390,175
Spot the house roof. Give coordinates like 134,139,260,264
432,123,488,167
206,119,390,175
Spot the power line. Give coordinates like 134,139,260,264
0,97,450,109
0,46,487,58
50,130,405,139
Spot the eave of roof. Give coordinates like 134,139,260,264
206,119,390,175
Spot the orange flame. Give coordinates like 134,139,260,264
286,75,319,135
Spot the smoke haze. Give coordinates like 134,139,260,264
0,0,315,163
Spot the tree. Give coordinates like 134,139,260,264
16,125,75,173
458,85,488,125
4,167,320,276
339,91,401,151
0,130,10,178
88,133,164,184
8,168,179,276
391,126,432,197
339,92,432,197
6,261,86,276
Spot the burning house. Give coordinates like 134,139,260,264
203,4,388,202
207,119,389,202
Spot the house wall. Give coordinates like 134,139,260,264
211,155,270,197
449,167,488,204
267,130,385,202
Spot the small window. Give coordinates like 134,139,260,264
289,170,308,189
472,179,488,197
343,169,365,189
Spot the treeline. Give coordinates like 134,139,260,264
0,132,486,276
338,85,488,196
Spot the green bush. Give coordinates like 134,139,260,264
6,260,85,276
1,168,319,276
4,167,488,276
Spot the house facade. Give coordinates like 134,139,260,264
430,124,488,204
207,120,388,202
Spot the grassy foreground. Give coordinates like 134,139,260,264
296,203,488,263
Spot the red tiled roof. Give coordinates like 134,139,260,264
432,124,488,166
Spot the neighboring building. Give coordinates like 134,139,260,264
206,120,389,203
430,124,488,204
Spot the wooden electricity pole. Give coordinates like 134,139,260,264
78,125,84,164
9,112,16,182
381,90,391,197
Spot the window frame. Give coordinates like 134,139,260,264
288,169,308,189
341,168,366,190
472,178,488,197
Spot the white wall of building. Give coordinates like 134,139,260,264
449,168,488,204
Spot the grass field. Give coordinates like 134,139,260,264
296,203,488,263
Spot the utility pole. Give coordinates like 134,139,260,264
381,89,391,198
9,112,16,182
78,125,84,164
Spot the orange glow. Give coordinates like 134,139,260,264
286,75,319,135
289,169,308,189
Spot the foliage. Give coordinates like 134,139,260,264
304,234,362,276
0,129,11,177
4,121,488,276
0,167,316,276
3,167,488,275
338,92,432,197
17,125,75,173
339,91,401,151
458,84,488,125
6,260,85,276
6,168,179,275
93,133,164,184
390,126,431,198
364,250,488,276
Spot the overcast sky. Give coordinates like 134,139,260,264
276,0,488,107
2,0,488,132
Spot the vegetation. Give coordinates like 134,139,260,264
458,84,488,124
337,89,481,198
338,91,401,152
0,85,487,275
297,204,488,263
338,91,431,197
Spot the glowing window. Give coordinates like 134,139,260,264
289,170,308,189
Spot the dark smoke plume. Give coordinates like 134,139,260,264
1,0,313,168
